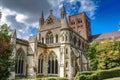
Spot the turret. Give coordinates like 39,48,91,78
60,5,73,79
60,5,70,44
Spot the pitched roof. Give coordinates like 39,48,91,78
92,31,120,41
16,38,29,46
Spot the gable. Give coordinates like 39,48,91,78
45,15,59,25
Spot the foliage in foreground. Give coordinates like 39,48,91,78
0,24,14,80
75,67,120,80
104,77,120,80
87,40,120,70
15,77,68,80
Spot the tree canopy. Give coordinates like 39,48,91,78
87,40,120,70
0,24,14,79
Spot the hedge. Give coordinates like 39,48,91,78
36,77,67,80
75,67,120,80
16,77,67,80
75,71,93,80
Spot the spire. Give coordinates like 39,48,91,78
61,4,66,19
60,4,69,30
41,10,44,19
40,10,44,26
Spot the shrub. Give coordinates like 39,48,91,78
97,67,120,80
16,77,68,80
75,67,120,80
88,73,99,80
0,24,14,80
75,71,93,80
78,75,87,80
38,77,67,80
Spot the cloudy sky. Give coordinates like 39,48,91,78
0,0,120,39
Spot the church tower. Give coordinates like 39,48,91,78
68,12,91,41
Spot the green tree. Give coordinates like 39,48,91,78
86,41,100,70
87,40,120,70
0,24,14,80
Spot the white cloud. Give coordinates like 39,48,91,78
1,8,16,25
47,0,59,8
58,0,97,19
0,0,98,39
70,0,75,3
79,0,97,18
15,14,28,23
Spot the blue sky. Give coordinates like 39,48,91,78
64,0,120,35
0,0,120,39
91,0,120,35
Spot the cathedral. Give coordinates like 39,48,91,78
9,5,118,79
9,4,120,80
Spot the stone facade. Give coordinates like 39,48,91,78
9,6,90,80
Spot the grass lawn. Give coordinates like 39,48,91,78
104,77,120,80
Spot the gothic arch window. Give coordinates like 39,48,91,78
82,42,84,49
65,35,67,41
71,20,75,25
61,32,65,42
55,34,58,43
77,39,79,47
39,33,41,41
48,51,58,74
42,37,44,43
15,48,25,75
78,39,81,47
66,74,68,77
46,31,54,44
66,62,68,68
74,36,76,45
66,48,68,54
78,18,82,23
62,36,64,41
38,54,43,74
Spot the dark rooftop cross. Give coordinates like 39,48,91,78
50,10,53,15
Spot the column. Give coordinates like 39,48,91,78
79,51,83,71
27,36,37,78
59,47,65,77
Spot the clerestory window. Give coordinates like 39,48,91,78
46,32,54,44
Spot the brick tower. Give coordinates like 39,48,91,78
68,12,91,41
